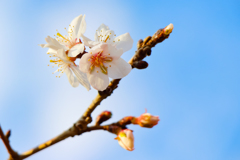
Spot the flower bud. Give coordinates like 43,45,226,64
115,129,134,151
164,23,174,35
95,111,112,125
137,111,160,128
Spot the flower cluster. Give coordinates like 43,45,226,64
40,14,133,91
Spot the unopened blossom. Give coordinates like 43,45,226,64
55,14,86,57
81,23,133,53
95,111,112,125
115,129,134,151
39,36,90,90
136,110,160,128
79,43,132,91
163,23,174,35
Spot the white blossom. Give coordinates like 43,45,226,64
39,33,90,90
55,14,86,57
81,23,133,52
79,43,131,91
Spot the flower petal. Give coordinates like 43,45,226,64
56,49,72,64
71,65,91,91
79,47,103,73
68,43,85,57
101,43,123,59
94,24,115,43
69,15,86,40
114,33,133,52
47,48,57,55
81,34,94,47
107,58,132,79
79,53,92,73
39,36,66,51
87,68,109,91
64,67,79,88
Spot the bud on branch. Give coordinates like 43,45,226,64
95,111,112,125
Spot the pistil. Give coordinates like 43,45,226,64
89,51,112,74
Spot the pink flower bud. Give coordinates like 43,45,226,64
137,111,160,128
115,129,134,151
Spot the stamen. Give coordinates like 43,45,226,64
104,35,110,42
57,32,69,42
100,64,108,74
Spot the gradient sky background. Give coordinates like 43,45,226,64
0,0,240,160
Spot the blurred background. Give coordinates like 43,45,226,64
0,0,239,159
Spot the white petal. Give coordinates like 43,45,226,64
47,48,57,55
68,43,85,57
114,33,133,52
79,46,103,73
94,24,110,42
79,15,86,37
40,36,66,51
101,43,123,59
88,41,100,48
87,68,109,91
94,24,115,43
96,23,109,32
108,58,132,79
69,15,86,40
65,67,79,88
79,53,92,73
71,65,91,91
118,140,128,151
81,34,100,48
118,138,134,151
57,49,68,61
81,34,94,47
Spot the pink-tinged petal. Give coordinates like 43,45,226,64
79,53,93,73
64,67,79,88
79,47,103,73
137,112,160,128
87,68,109,91
71,65,91,91
101,43,123,59
114,33,133,52
68,15,86,40
68,43,85,57
107,58,132,79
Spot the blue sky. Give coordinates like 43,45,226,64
0,0,239,160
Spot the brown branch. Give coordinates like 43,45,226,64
3,24,173,160
0,126,20,160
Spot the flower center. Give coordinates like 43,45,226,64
55,27,80,49
88,51,112,74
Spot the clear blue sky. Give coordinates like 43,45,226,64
0,0,239,160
